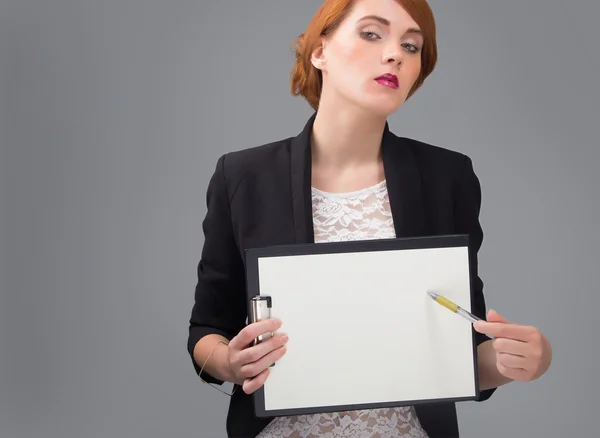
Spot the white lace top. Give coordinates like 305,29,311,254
256,180,429,438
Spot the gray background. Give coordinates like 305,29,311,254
1,0,598,437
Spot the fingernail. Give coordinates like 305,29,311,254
281,335,289,343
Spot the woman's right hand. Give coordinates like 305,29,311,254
227,319,288,394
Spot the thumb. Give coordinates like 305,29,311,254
487,309,510,323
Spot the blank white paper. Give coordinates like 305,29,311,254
256,245,477,412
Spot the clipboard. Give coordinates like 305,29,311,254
244,234,480,418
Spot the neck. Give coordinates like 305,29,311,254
310,97,387,169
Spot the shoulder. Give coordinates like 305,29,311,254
401,135,472,169
390,133,478,184
222,138,293,172
209,136,294,200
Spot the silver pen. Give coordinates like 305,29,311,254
249,295,274,346
427,291,482,323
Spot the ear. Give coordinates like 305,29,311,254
310,39,328,71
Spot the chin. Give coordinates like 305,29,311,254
358,87,407,117
336,86,405,118
359,97,404,118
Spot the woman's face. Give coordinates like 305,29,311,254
313,0,424,116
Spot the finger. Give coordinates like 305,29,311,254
486,309,512,324
238,333,289,365
497,352,528,369
496,363,532,382
242,367,270,394
239,345,287,379
492,337,529,356
473,322,530,340
229,319,282,350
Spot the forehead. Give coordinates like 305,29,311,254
345,0,420,31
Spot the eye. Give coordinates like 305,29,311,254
360,30,381,40
402,42,421,53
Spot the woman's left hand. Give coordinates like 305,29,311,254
474,309,552,382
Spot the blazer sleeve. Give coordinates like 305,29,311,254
187,154,247,385
454,154,497,402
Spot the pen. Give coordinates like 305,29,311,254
427,291,482,324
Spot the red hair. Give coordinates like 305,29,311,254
290,0,438,110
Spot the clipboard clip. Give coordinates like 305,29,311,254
249,295,273,346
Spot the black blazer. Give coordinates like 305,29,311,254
187,113,496,438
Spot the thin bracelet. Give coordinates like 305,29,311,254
199,340,238,396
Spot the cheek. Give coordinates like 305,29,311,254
402,60,421,86
409,57,422,78
331,42,374,75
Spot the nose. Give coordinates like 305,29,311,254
383,44,404,66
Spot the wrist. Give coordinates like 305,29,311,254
216,343,237,384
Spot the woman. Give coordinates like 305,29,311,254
187,0,553,437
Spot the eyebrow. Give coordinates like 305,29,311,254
356,15,423,35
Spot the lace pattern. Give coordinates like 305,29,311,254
256,180,429,438
311,180,395,242
257,407,428,438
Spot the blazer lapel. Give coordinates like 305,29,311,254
290,113,316,244
381,126,428,238
289,113,427,244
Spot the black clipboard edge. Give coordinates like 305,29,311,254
253,393,477,418
244,233,480,417
246,233,468,260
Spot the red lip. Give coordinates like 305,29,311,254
375,73,399,89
